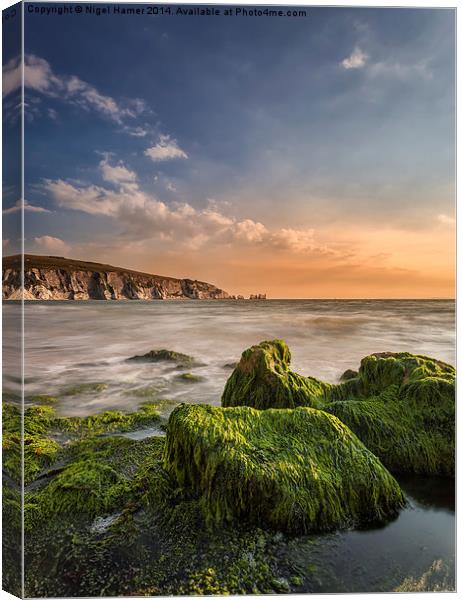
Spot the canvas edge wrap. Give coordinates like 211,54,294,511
2,2,24,598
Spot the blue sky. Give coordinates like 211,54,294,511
2,4,456,297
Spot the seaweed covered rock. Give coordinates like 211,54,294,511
339,369,358,382
325,352,455,475
164,403,405,533
3,403,60,483
221,340,332,410
3,399,170,484
127,349,200,368
221,342,455,476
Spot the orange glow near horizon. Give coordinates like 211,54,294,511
60,220,455,300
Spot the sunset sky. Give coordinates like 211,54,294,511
3,5,455,298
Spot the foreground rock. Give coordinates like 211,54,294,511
222,340,455,476
325,352,455,476
164,403,405,533
222,340,331,410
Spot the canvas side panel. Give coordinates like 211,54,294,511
2,2,24,598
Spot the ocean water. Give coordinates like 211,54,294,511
3,298,455,417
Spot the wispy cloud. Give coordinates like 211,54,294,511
122,125,150,137
341,45,432,81
367,59,432,81
165,180,177,192
437,213,455,226
3,54,149,126
3,199,51,215
341,47,368,70
145,134,188,162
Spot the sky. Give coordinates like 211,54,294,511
2,4,456,298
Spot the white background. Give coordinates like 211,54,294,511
0,1,458,599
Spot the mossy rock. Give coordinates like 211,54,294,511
27,394,59,405
339,369,358,382
3,400,168,484
325,353,455,476
164,403,405,533
221,341,455,476
127,349,199,368
25,435,169,528
56,401,164,436
3,403,60,483
222,340,332,410
175,373,205,383
62,382,108,396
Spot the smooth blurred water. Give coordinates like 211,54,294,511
2,299,455,416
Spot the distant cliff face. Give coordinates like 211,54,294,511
2,255,232,301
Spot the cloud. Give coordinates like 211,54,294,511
4,54,149,126
341,47,368,70
99,156,138,188
145,134,188,162
123,125,149,137
2,56,22,98
270,228,317,252
42,170,334,256
234,219,268,243
34,235,70,253
367,59,432,81
438,213,455,226
3,200,51,215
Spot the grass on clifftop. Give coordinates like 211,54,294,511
164,403,405,533
221,341,455,476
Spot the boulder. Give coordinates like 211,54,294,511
221,341,455,476
325,352,455,475
164,403,405,533
127,349,199,368
221,340,331,410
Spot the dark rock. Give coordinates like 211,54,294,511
339,369,358,382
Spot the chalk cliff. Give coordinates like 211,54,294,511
2,255,233,301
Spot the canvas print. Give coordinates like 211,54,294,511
2,2,456,597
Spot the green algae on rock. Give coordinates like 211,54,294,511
3,399,171,484
127,348,200,368
325,352,455,476
221,341,455,476
3,403,60,483
164,403,405,533
56,400,166,436
25,433,171,537
222,340,332,410
62,382,108,396
339,369,358,382
175,372,205,383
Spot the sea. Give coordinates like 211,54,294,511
3,298,455,416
